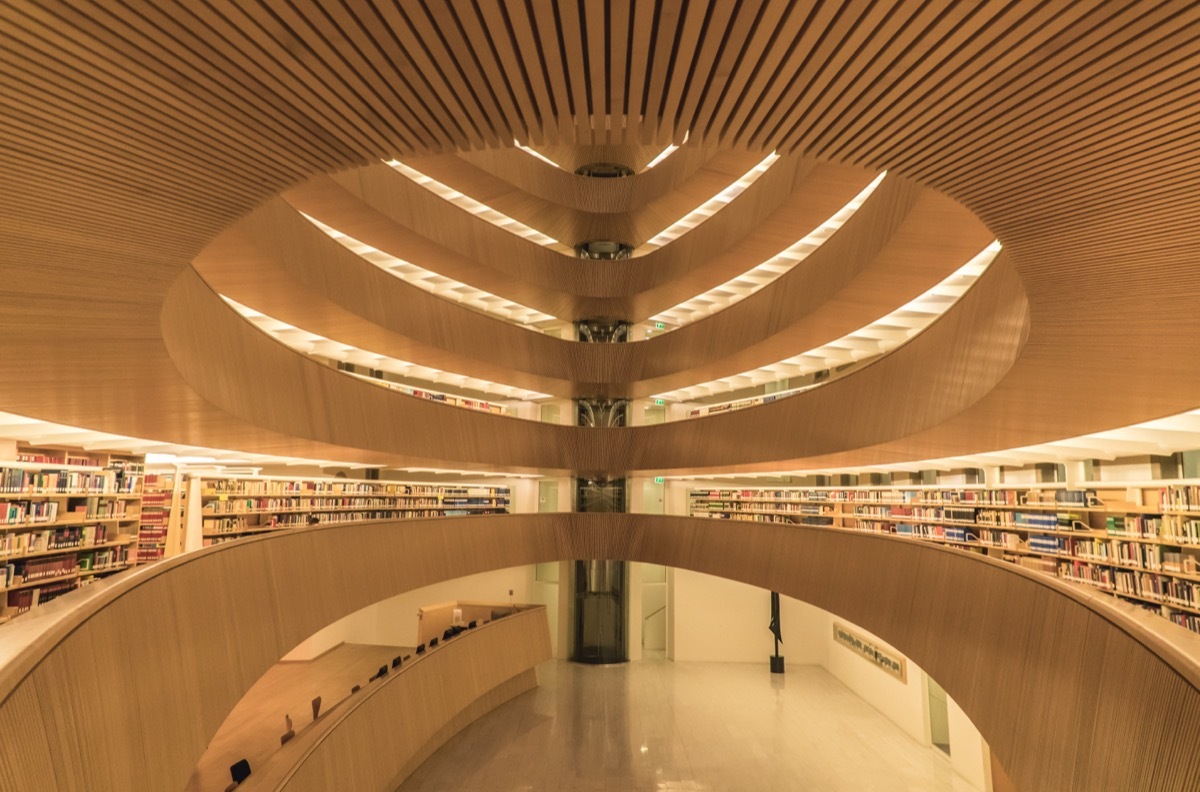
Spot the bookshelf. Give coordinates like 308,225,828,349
186,474,511,547
1,447,144,621
688,481,1200,636
138,470,186,564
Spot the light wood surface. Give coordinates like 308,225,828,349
2,514,1200,791
187,642,408,792
199,173,978,400
6,1,1200,473
455,144,721,212
164,250,1026,474
254,609,548,792
396,150,768,248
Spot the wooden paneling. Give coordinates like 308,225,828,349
2,514,1199,792
201,175,977,400
247,611,549,792
162,256,1026,473
186,643,407,792
3,3,1200,512
309,154,873,321
456,144,721,212
401,150,768,246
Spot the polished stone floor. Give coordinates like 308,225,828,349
398,659,979,792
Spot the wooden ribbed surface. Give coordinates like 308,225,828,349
247,611,548,792
4,3,1200,481
197,174,979,401
456,145,722,212
2,514,1199,792
162,256,1025,473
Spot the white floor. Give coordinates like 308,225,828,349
398,659,980,792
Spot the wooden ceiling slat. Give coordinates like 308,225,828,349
606,0,631,140
653,0,710,144
233,1,416,156
702,0,807,147
7,0,1200,483
732,0,875,151
0,10,336,178
866,4,1189,179
528,0,577,143
641,0,683,143
623,0,658,145
822,2,1089,166
810,2,1031,161
768,0,967,155
553,0,593,144
670,0,741,142
461,1,540,145
581,0,609,142
92,0,361,169
298,0,445,153
413,0,510,150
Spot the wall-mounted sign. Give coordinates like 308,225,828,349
653,398,665,406
654,321,666,330
832,622,907,683
653,476,665,484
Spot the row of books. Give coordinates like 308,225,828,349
136,546,165,564
203,479,510,497
1160,485,1200,511
17,452,100,467
0,524,110,558
1,500,59,525
77,547,127,571
5,579,75,616
5,555,77,585
0,468,139,495
690,489,1105,510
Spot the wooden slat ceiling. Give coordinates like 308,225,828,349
3,1,1200,474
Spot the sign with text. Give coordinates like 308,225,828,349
832,622,907,683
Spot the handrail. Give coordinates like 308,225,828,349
1,514,1199,791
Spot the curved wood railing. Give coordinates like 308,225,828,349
242,607,549,792
285,154,878,321
208,170,989,401
164,247,1026,473
455,144,719,211
393,150,771,247
1,514,1199,791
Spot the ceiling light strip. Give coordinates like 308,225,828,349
300,212,561,330
641,131,689,171
659,241,1002,412
664,408,1200,481
384,159,564,248
640,151,780,251
512,140,563,168
221,295,552,404
639,171,888,336
0,410,537,478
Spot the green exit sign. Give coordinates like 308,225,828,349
654,321,666,330
654,476,665,484
653,398,665,406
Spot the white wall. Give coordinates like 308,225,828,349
668,567,989,790
1096,456,1156,482
822,618,927,743
948,695,990,790
284,565,534,660
670,569,826,664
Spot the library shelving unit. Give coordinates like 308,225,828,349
689,481,1200,636
137,470,186,564
1,447,144,622
186,474,511,548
